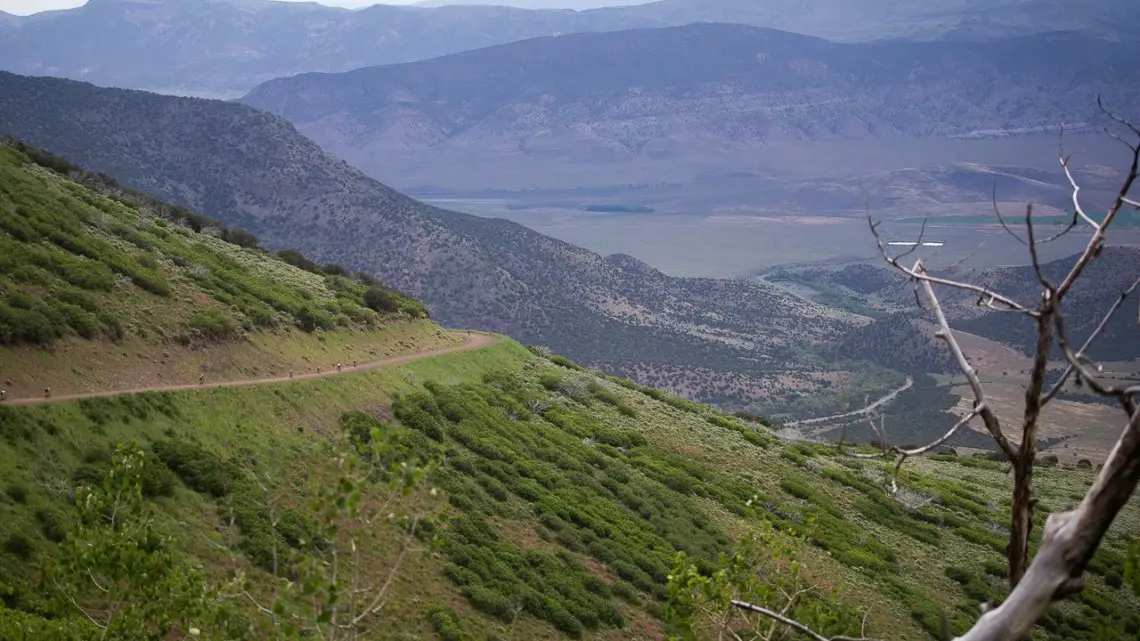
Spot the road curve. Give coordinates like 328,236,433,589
783,376,914,428
3,331,497,407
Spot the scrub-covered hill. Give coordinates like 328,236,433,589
0,138,440,399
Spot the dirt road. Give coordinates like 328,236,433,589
783,376,914,428
3,332,497,407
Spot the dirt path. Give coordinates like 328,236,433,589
783,376,914,428
3,332,497,407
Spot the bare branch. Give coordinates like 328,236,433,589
991,187,1028,246
1053,307,1137,400
956,405,1140,641
1060,153,1101,231
1023,203,1053,291
1036,212,1079,245
837,416,891,460
841,409,981,495
885,408,982,490
1043,275,1140,405
1055,99,1140,298
1105,127,1140,156
731,600,879,641
53,578,107,631
916,263,1018,460
868,218,1037,316
242,590,276,617
351,514,420,626
1099,95,1140,139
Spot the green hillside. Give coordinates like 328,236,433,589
0,138,439,398
1,338,1137,640
0,142,1137,640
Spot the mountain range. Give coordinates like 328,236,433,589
415,0,649,8
1,0,1138,97
240,23,1140,191
0,70,865,408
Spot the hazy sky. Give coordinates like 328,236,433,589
0,0,416,14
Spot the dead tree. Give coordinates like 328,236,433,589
740,100,1140,641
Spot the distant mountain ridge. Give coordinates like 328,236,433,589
240,23,1140,191
0,0,1137,96
415,0,649,7
0,70,864,407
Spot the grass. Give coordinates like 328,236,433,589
0,141,426,352
0,340,1135,639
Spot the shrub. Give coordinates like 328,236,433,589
462,585,513,620
2,533,34,560
74,447,176,498
295,304,334,332
550,355,584,370
1105,570,1124,589
219,227,259,249
186,307,239,341
363,286,400,313
152,440,241,498
780,478,843,518
427,606,466,641
539,372,564,390
276,249,318,271
5,482,28,504
0,303,59,345
34,507,68,543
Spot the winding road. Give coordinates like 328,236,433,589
783,376,914,428
3,331,497,407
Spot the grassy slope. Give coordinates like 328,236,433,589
0,141,445,397
1,339,1136,640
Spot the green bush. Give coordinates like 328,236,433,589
276,248,318,272
219,228,259,249
153,440,242,499
427,606,466,641
855,496,941,545
186,307,239,341
34,506,68,543
2,533,34,560
539,372,564,390
462,585,513,621
5,482,28,504
363,286,400,313
295,304,335,332
780,477,843,518
0,303,60,345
